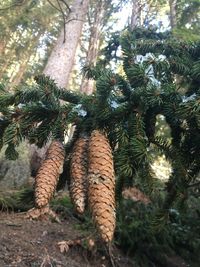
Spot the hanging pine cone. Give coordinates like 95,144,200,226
35,140,65,208
70,135,89,214
88,130,116,242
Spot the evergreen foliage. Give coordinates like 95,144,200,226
0,27,200,202
0,27,200,264
116,196,200,267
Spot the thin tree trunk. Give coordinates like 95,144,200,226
0,60,10,80
0,33,11,80
0,31,40,81
9,31,42,86
130,0,142,30
169,0,177,29
0,41,6,57
10,57,30,86
44,0,89,88
80,1,105,94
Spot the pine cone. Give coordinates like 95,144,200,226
35,140,65,208
88,130,116,242
70,135,89,214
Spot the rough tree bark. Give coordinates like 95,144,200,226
44,0,89,88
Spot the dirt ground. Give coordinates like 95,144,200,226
0,212,133,267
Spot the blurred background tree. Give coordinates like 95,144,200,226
0,0,63,86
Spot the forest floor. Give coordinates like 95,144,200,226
0,211,133,267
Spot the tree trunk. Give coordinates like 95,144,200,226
169,0,177,29
0,60,10,81
0,41,6,57
80,0,116,94
80,1,105,94
9,31,42,87
43,0,89,88
0,33,12,80
10,57,31,86
30,0,89,177
130,0,142,30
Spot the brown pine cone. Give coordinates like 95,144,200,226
35,140,65,208
88,130,116,242
70,135,89,214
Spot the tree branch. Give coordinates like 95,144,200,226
56,0,67,42
59,0,71,12
188,181,200,188
47,0,62,13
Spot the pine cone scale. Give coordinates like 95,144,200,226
70,136,89,214
35,140,65,209
88,130,116,242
